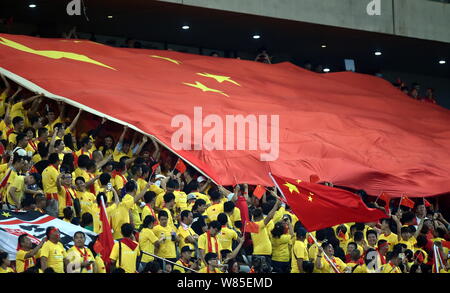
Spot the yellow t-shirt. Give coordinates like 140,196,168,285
45,117,62,133
0,90,7,117
10,101,25,120
73,168,90,183
141,205,158,223
205,203,223,223
109,194,135,239
57,186,76,217
109,240,140,273
317,256,347,273
15,249,37,273
112,149,133,162
198,267,222,273
152,224,177,259
198,233,222,256
76,190,97,219
66,246,95,273
217,226,238,251
251,220,272,256
174,190,188,214
40,241,67,273
177,225,197,251
271,234,293,262
162,207,176,230
42,165,59,194
7,173,24,206
191,192,211,206
381,262,402,273
95,255,106,273
113,174,127,192
139,228,159,263
0,267,15,273
379,232,398,251
291,240,309,273
227,207,242,230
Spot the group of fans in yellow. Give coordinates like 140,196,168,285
0,73,449,274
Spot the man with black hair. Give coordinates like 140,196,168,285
316,241,347,273
109,179,151,239
345,242,358,263
205,188,224,223
0,252,14,273
174,246,198,273
380,250,402,273
40,226,68,273
162,192,176,230
379,217,398,251
56,172,76,218
309,228,327,263
353,231,366,255
97,172,114,204
110,223,140,273
166,179,188,216
191,199,208,236
376,239,389,269
153,210,179,265
198,252,222,273
16,234,45,273
42,153,61,203
177,210,198,252
75,176,97,222
113,160,128,192
75,135,94,161
198,221,222,265
291,225,308,273
217,213,238,251
8,116,25,144
6,157,38,209
223,201,242,231
67,231,96,273
142,191,158,225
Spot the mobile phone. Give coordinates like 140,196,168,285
107,183,112,191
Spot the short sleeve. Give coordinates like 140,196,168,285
40,243,50,258
198,235,206,250
109,242,119,261
120,194,134,210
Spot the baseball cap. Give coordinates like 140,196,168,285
197,176,206,183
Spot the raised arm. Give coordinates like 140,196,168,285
392,215,402,242
24,237,46,259
57,101,66,121
0,73,11,96
66,108,83,132
22,93,44,106
225,236,245,262
133,136,148,157
96,153,113,170
115,126,128,151
56,173,63,193
8,86,22,104
133,177,153,204
414,218,425,239
48,127,59,154
264,198,281,226
150,136,160,161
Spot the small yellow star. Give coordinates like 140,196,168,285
183,81,229,97
197,73,241,86
1,211,11,217
149,55,181,65
309,192,314,196
308,196,313,202
296,179,302,183
284,182,299,194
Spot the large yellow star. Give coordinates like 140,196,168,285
308,196,313,202
284,182,299,194
197,73,241,86
183,81,229,97
150,55,181,65
1,211,11,217
0,37,115,70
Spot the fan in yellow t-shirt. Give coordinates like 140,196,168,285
110,223,140,273
15,234,45,273
66,232,96,273
198,252,223,273
217,213,238,251
40,227,68,273
139,215,164,268
198,221,222,264
0,252,14,273
316,242,348,273
291,225,309,273
152,210,179,262
177,210,199,251
250,199,281,257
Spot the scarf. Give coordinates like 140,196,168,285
207,231,220,259
121,238,138,251
76,246,92,271
146,204,158,225
63,186,74,207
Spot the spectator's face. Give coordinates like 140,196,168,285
122,143,130,153
347,244,355,255
58,141,65,152
142,151,150,159
25,175,36,185
47,112,56,122
26,130,34,140
367,234,377,246
416,205,426,217
181,251,191,261
424,220,433,229
76,179,86,191
21,237,32,250
231,262,239,273
210,228,218,237
62,174,72,185
41,130,49,140
208,257,218,267
197,204,206,214
74,233,85,247
381,221,389,230
325,244,334,256
105,137,113,148
185,212,193,225
159,216,168,227
34,118,43,128
17,121,25,131
401,231,410,240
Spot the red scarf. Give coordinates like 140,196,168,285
112,171,127,185
63,186,74,207
88,172,96,194
146,204,159,225
179,258,190,269
121,238,138,251
207,231,220,259
76,246,92,271
29,140,37,152
376,250,387,265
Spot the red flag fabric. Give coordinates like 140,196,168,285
97,200,114,268
253,185,265,199
442,241,450,249
1,34,450,197
423,198,432,208
272,174,388,232
151,163,160,172
174,159,187,174
400,196,415,209
378,192,392,213
338,230,347,241
309,174,320,184
244,221,260,234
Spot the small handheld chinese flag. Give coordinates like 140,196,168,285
378,192,392,213
442,241,450,249
151,163,160,172
253,185,265,199
244,221,260,234
400,196,415,209
174,159,187,174
423,198,432,208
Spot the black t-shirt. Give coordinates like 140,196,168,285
191,212,207,236
34,160,50,174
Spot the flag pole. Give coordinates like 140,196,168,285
268,172,340,273
398,194,403,211
171,158,180,173
374,191,383,204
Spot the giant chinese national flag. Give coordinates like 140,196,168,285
1,34,450,197
272,174,388,231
